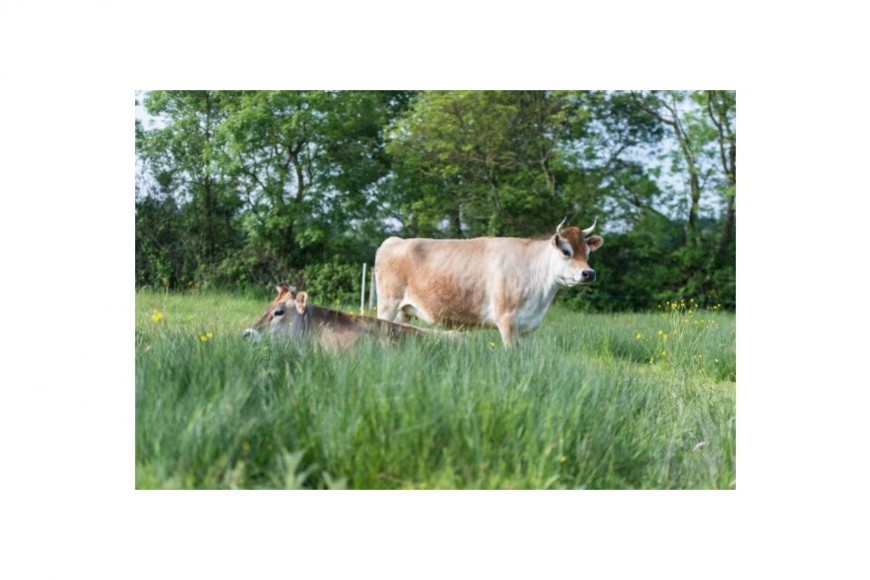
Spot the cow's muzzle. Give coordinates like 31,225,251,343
242,328,262,341
580,269,596,283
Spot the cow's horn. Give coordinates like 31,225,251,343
555,217,568,235
581,219,597,236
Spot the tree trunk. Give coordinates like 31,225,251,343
203,174,215,260
706,91,737,265
630,91,700,242
202,91,216,261
449,207,463,237
487,173,502,236
672,112,700,241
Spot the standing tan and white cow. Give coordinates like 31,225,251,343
374,219,603,345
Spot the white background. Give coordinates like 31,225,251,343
1,1,867,578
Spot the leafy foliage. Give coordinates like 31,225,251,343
135,194,196,289
136,90,736,311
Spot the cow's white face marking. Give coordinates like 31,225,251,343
551,248,591,287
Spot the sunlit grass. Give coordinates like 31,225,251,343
135,289,736,489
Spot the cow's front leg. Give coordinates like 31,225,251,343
496,314,517,347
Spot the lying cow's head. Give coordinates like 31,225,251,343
550,218,604,287
242,284,309,341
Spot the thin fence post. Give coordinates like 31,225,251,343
369,267,375,312
360,263,366,315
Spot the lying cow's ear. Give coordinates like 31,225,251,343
586,235,604,252
295,291,308,314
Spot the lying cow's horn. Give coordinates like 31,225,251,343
581,219,597,237
555,217,568,235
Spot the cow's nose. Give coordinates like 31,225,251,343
242,328,255,339
581,269,596,282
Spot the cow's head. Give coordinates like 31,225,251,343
550,218,604,286
242,284,307,341
268,291,312,340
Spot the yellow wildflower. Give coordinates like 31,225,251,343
151,309,163,323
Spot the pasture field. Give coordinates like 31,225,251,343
135,289,736,489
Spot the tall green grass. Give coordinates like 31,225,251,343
136,289,735,489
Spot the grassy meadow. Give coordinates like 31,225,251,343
135,289,736,489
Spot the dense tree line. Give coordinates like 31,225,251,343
136,90,735,310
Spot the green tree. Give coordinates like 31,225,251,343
134,90,735,310
386,91,667,239
220,90,411,270
137,90,412,290
135,194,195,288
387,91,596,237
138,90,242,282
628,90,736,303
703,90,736,268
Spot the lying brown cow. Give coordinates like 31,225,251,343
243,284,442,348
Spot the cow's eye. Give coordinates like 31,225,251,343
274,309,285,317
561,248,571,258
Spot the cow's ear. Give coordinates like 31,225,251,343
586,235,604,252
552,234,561,247
295,291,308,314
